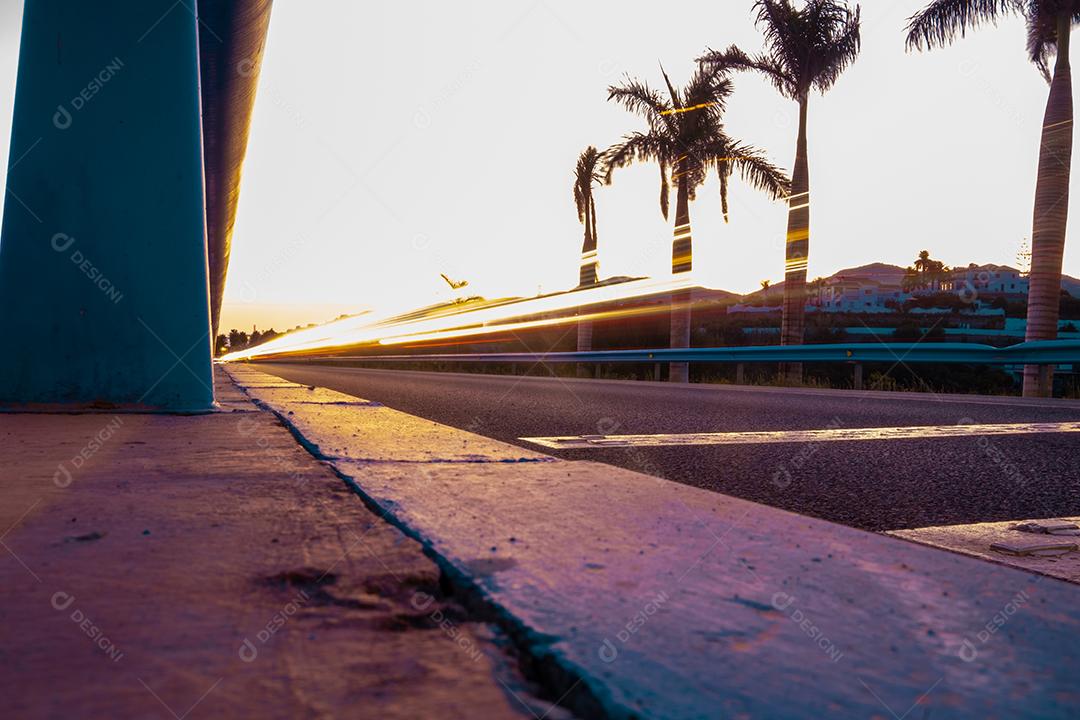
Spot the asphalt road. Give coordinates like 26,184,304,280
255,363,1080,531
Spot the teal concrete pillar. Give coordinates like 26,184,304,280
0,0,213,411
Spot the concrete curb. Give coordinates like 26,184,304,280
227,365,1080,719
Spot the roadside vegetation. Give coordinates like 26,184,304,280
563,0,1076,397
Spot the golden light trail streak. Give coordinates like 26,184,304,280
221,276,698,361
659,102,718,116
378,298,695,346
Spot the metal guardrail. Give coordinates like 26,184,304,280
284,340,1080,366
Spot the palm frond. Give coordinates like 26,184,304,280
1023,3,1077,81
1027,9,1053,80
754,0,800,64
698,44,796,98
721,1,862,100
603,132,664,183
905,0,1020,51
709,141,791,201
682,64,733,114
607,77,672,134
811,4,862,94
608,64,788,219
754,0,804,85
658,62,682,109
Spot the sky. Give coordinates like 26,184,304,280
1,1,1078,332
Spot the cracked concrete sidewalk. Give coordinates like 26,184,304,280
0,368,549,719
233,364,1080,720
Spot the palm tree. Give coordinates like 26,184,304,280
573,146,604,372
700,1,860,385
574,146,604,288
902,250,949,292
906,1,1077,397
808,276,827,307
605,65,790,382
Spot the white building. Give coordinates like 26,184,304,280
812,264,910,313
735,262,1077,315
949,264,1028,298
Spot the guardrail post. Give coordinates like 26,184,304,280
736,363,745,385
654,362,662,381
853,362,864,391
576,317,593,378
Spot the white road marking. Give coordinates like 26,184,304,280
521,421,1080,449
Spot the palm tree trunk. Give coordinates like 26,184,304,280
579,200,598,287
781,98,810,385
670,172,692,383
590,196,598,255
1024,12,1073,398
577,200,596,377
